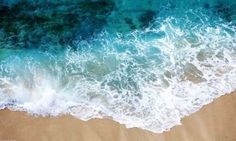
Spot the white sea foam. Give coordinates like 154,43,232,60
0,15,236,133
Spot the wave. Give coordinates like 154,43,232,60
0,0,236,133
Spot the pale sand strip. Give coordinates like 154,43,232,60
0,92,236,141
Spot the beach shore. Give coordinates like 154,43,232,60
0,92,236,141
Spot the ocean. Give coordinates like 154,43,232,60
0,0,236,132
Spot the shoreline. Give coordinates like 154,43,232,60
0,92,236,141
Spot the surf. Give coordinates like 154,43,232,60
0,0,236,133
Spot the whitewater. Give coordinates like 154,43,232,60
0,0,236,133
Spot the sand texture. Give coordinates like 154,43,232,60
0,92,236,141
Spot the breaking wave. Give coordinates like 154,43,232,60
0,0,236,133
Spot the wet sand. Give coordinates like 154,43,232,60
0,92,236,141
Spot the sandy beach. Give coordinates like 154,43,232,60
0,1,236,141
0,92,235,141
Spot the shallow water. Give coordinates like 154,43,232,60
0,0,236,132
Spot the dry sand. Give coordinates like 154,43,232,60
0,92,236,141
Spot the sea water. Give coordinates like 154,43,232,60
0,0,236,132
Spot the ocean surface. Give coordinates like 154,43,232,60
0,0,236,132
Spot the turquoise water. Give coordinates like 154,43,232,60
0,0,236,132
